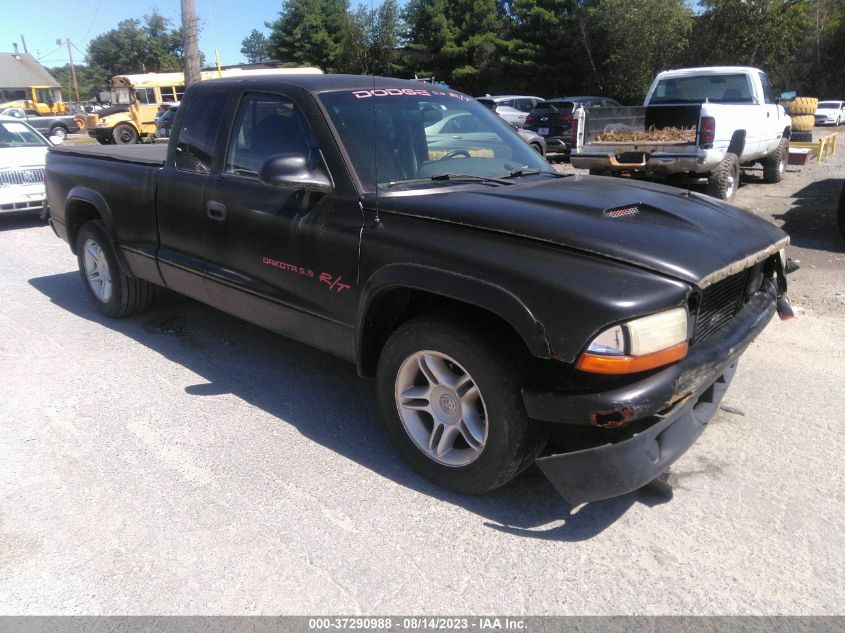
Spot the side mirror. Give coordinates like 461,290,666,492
259,154,332,193
778,90,796,102
49,135,65,145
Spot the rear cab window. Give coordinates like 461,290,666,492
172,89,229,174
651,74,754,104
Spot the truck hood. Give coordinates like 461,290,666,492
0,146,48,170
376,175,788,288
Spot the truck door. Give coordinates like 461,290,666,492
156,87,230,303
758,72,784,149
201,90,363,359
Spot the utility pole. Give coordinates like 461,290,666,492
57,38,81,103
181,0,201,87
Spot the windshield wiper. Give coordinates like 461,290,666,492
430,173,516,185
384,173,516,188
500,168,565,179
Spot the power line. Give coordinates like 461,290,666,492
78,0,103,45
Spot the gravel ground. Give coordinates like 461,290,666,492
0,132,842,615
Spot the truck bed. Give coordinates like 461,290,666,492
50,142,166,166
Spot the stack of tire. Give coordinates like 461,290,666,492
787,97,817,142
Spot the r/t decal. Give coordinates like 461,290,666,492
319,273,351,293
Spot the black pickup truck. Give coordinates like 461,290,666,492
46,75,794,504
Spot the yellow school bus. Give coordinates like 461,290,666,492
86,67,323,144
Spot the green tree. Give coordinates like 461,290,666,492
86,12,184,77
241,29,270,63
500,0,581,97
586,0,694,103
48,64,111,102
338,0,403,75
265,0,350,71
688,0,810,88
403,0,507,93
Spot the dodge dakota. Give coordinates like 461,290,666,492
46,75,794,504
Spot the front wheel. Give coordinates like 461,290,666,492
762,138,788,183
376,313,546,493
113,123,138,144
76,221,155,318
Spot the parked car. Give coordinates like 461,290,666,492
476,95,544,128
524,96,622,156
0,115,62,218
571,66,793,201
815,100,845,126
155,103,178,139
0,107,82,141
517,128,546,155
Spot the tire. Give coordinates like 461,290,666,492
786,97,818,116
376,313,547,494
706,152,740,201
530,142,544,156
76,220,155,318
113,123,138,144
762,138,788,183
838,183,845,239
790,115,815,132
791,130,813,142
49,125,68,140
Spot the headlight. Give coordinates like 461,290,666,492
577,307,689,374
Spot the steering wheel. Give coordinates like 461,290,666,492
437,149,471,160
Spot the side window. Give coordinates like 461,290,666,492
224,93,314,177
174,90,228,174
161,86,177,103
758,72,776,105
136,88,156,105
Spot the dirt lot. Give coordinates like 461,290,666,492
0,133,842,615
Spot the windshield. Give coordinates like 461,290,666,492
319,88,553,190
0,120,48,147
650,74,754,104
531,101,574,115
111,88,134,105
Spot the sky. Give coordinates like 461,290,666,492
0,0,298,70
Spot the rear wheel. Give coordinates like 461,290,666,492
706,152,740,201
762,138,788,183
113,123,138,144
376,313,546,493
76,220,155,318
49,125,68,140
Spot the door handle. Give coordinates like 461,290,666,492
206,201,226,221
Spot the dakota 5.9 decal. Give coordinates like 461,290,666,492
262,257,351,294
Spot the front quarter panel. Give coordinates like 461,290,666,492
359,209,691,365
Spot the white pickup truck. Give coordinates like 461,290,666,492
570,66,792,200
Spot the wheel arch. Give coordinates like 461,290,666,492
65,188,133,276
356,264,550,377
727,130,746,156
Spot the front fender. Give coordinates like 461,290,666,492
356,263,551,374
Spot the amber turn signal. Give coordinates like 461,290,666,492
576,341,689,375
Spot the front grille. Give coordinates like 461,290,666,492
0,168,45,187
693,270,748,343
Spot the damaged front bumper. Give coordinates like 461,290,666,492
536,362,735,505
525,283,778,505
